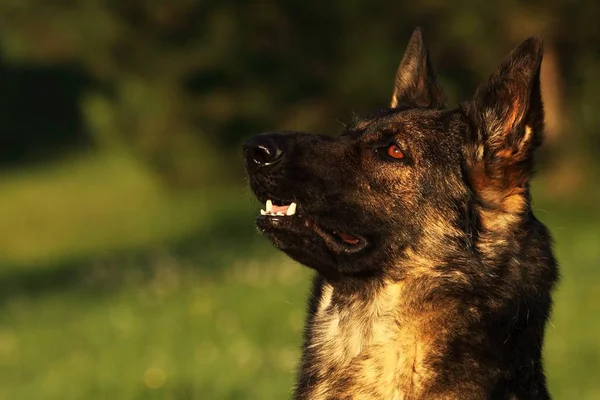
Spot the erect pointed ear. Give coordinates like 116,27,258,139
390,27,446,109
467,37,544,227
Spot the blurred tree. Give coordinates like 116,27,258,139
0,0,597,186
0,63,92,165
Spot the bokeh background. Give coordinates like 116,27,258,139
0,1,598,399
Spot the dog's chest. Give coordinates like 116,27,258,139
303,281,420,399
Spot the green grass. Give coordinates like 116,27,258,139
0,150,251,271
0,153,598,399
541,205,600,400
0,254,313,400
0,151,204,267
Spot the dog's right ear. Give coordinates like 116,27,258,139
390,27,446,109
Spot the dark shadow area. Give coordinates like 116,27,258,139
0,63,93,166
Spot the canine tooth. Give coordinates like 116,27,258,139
286,202,297,216
266,200,273,212
276,212,284,216
260,209,266,215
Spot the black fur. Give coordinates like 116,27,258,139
244,28,558,400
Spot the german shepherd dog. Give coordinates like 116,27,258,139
243,28,558,400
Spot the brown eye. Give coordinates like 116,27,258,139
387,144,404,159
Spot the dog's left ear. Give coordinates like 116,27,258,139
469,37,544,188
390,27,446,109
467,37,544,228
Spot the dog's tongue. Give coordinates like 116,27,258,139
336,232,360,245
271,204,290,213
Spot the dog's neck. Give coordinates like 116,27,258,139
294,276,434,400
293,262,549,400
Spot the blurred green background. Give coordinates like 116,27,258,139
0,1,598,399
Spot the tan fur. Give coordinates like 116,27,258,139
478,187,526,232
303,281,441,399
502,99,523,138
470,125,534,236
391,57,417,108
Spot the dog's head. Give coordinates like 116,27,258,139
243,28,545,280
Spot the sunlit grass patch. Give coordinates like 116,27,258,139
0,252,312,400
0,157,597,399
0,151,247,269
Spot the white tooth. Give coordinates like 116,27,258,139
270,212,277,216
266,200,273,212
276,212,284,216
286,202,297,216
260,209,266,215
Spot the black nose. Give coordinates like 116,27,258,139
243,134,284,169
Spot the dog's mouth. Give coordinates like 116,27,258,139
256,198,368,254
